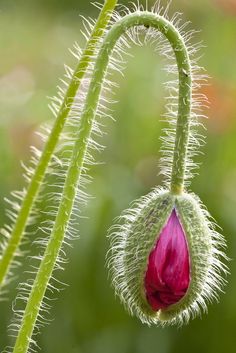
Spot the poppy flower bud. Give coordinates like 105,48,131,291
108,188,227,325
144,209,190,311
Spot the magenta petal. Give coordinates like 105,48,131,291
144,209,190,311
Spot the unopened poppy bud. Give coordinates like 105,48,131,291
144,209,190,311
108,188,227,325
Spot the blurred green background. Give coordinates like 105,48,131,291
0,0,236,352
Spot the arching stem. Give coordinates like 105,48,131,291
12,12,192,353
0,0,118,291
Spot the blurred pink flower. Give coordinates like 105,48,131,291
201,81,236,134
214,0,236,15
144,209,190,311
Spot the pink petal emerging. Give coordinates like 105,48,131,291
144,209,190,311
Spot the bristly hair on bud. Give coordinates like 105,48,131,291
108,188,228,326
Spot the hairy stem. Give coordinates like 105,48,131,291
12,11,192,353
0,0,117,290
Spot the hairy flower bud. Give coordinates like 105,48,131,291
108,188,227,325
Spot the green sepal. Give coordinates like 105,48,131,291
159,193,212,322
153,192,225,324
109,188,175,324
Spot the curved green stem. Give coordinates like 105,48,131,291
0,0,117,290
13,12,192,353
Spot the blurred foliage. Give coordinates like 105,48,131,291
0,0,236,352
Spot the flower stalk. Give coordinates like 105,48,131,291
0,0,118,291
